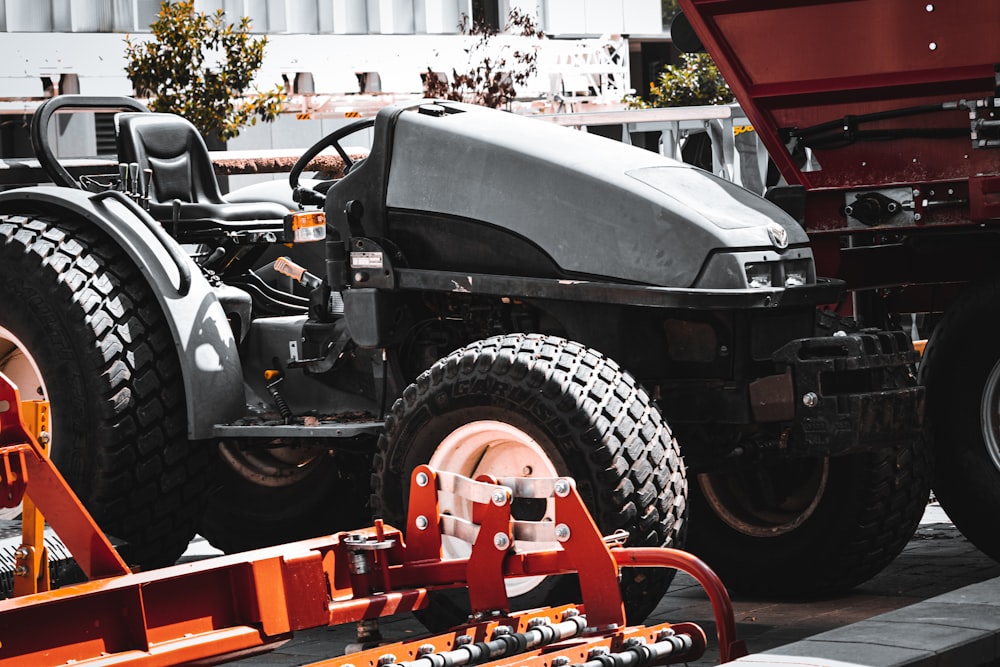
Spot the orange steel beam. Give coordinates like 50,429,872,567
13,399,51,596
0,373,129,580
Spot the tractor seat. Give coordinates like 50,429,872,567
116,112,289,236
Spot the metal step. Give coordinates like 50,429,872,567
213,419,383,439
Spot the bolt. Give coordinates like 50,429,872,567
802,392,819,408
415,471,429,487
38,431,50,445
416,644,435,657
719,344,730,357
912,188,921,197
551,658,571,667
377,655,396,666
561,608,581,620
491,489,509,506
833,330,847,337
456,635,473,646
493,532,510,550
623,638,646,649
914,213,923,222
555,524,571,542
492,626,513,639
13,546,30,560
13,565,28,577
528,617,550,629
415,515,429,530
553,479,571,497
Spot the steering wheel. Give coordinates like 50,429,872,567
290,117,376,206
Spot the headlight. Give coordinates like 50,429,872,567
784,270,807,287
745,263,772,288
783,259,811,287
745,259,812,288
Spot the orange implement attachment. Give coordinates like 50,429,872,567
0,371,745,667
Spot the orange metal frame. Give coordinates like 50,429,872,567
0,371,746,666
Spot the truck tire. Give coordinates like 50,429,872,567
0,214,207,568
199,446,372,553
687,439,929,596
920,277,1000,562
372,334,687,630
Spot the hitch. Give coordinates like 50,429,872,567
0,370,746,666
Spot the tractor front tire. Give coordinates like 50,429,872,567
0,214,207,568
687,440,930,596
372,334,687,630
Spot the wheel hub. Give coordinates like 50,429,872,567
698,458,829,537
429,420,561,596
218,440,322,488
0,326,49,521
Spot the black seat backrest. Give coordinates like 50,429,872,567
116,112,225,206
115,112,290,238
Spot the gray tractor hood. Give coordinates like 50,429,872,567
384,102,807,288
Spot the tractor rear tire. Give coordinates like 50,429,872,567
372,333,687,630
0,214,207,568
920,276,1000,562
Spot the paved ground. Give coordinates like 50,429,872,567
220,503,1000,667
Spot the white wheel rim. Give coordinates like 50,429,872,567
980,358,1000,473
428,420,561,598
0,325,50,521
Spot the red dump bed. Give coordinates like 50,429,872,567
678,0,1000,231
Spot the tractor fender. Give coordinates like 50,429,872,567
0,186,245,439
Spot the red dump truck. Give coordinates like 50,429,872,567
677,0,1000,569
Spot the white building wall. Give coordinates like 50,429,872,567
0,0,663,128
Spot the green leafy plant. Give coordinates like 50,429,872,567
124,1,285,141
627,52,734,108
423,8,544,110
661,0,680,27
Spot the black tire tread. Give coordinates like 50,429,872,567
689,436,930,597
919,276,1000,561
372,333,686,625
0,214,206,567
